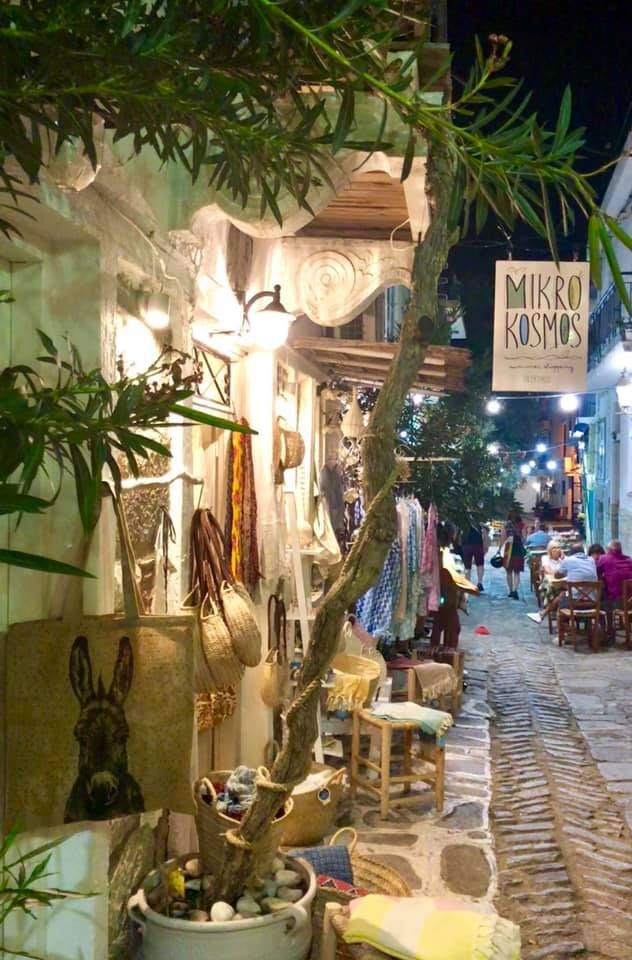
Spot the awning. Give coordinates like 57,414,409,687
290,337,470,394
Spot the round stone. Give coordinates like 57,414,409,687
236,896,261,916
274,869,301,887
189,910,210,922
277,885,302,902
440,844,491,897
185,858,202,878
210,901,235,922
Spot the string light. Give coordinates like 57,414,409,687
520,463,531,476
486,398,502,415
546,459,558,471
559,394,579,412
536,442,547,453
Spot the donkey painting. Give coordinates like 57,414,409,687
64,634,145,822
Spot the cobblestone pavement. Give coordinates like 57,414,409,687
473,558,632,959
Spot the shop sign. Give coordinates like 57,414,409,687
492,260,590,393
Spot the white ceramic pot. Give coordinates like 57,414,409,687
128,856,317,960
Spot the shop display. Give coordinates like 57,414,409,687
4,496,196,828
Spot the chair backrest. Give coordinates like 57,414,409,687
622,579,632,614
567,580,602,615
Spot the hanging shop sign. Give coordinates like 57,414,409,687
492,260,590,393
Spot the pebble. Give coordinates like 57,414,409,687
211,901,235,923
277,886,302,902
271,857,285,873
274,869,300,888
262,897,290,913
236,896,262,916
185,858,202,878
262,878,277,898
189,910,210,922
201,876,215,892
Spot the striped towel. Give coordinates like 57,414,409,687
343,895,521,960
370,701,453,739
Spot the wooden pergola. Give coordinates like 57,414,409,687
291,337,470,394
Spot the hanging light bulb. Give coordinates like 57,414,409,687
486,398,502,415
536,442,547,454
520,463,531,476
341,387,365,440
559,394,579,413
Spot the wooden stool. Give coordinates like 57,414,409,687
350,707,446,819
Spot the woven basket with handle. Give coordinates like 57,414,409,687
280,763,347,847
194,769,294,878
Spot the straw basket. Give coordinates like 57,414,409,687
195,688,237,732
281,763,347,847
194,771,293,877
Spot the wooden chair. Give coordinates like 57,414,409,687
557,580,604,652
350,708,446,819
611,578,632,649
529,552,544,603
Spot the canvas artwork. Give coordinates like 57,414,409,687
3,613,196,831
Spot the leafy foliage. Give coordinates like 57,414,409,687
395,392,501,530
0,2,629,307
0,332,251,574
1,826,94,960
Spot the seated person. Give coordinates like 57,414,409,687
526,522,551,550
528,543,599,624
537,539,565,606
597,540,632,636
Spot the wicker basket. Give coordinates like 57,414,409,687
194,770,293,878
195,688,237,732
309,828,411,960
280,763,347,847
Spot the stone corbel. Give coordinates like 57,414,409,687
279,237,415,327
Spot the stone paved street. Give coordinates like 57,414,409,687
350,557,632,959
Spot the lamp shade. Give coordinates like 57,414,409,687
341,388,365,440
244,284,295,351
616,373,632,414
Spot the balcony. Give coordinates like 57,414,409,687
588,273,632,369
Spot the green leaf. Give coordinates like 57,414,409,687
599,220,632,315
36,330,57,357
400,128,415,183
332,84,355,155
587,214,602,289
169,404,256,433
68,445,101,533
0,548,94,577
605,215,632,255
0,486,49,516
553,85,572,152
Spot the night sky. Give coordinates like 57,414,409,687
446,1,632,378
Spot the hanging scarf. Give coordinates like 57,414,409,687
225,417,262,590
421,502,440,613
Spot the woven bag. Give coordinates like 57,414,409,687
219,581,262,668
260,594,290,709
190,509,262,669
200,594,243,690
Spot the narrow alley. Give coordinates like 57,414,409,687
469,561,632,959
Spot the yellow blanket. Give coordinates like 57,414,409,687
343,895,521,960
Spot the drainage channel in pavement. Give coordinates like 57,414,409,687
488,634,632,960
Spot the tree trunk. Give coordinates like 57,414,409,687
217,136,457,903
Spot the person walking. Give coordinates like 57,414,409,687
502,514,526,599
462,519,489,592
